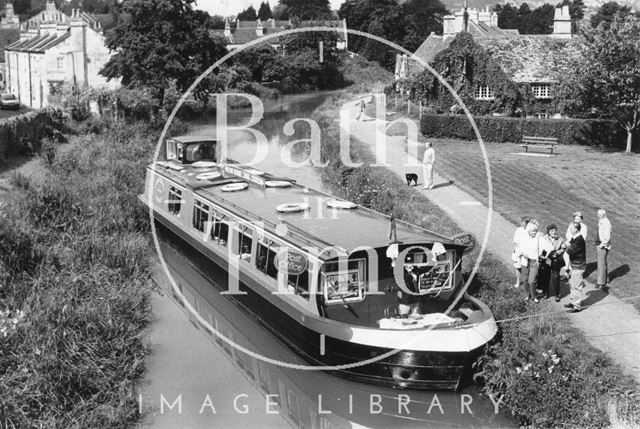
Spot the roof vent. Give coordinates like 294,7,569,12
326,199,357,210
265,180,291,188
276,202,310,213
196,172,222,181
192,161,217,168
221,183,249,192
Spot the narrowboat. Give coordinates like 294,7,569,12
140,135,498,390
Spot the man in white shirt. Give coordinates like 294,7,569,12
596,209,612,288
566,211,587,241
422,142,435,190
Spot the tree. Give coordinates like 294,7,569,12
564,16,640,152
279,0,332,20
495,3,521,29
401,0,448,51
522,3,554,34
237,5,257,21
257,1,272,20
100,0,228,108
590,1,637,29
272,4,289,20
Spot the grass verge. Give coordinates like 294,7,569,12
0,118,186,427
313,90,640,427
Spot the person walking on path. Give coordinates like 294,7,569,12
357,98,365,121
422,141,435,190
512,216,530,288
542,223,565,302
564,222,587,313
519,220,551,303
596,209,612,289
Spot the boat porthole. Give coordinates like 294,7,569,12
265,180,292,188
196,172,222,181
191,161,217,168
221,183,249,192
276,203,310,213
326,199,357,210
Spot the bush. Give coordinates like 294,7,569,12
419,113,634,149
0,109,67,161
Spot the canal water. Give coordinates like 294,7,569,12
147,92,516,428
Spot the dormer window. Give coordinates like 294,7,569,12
474,85,495,100
532,84,551,99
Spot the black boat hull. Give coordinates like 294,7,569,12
152,213,486,391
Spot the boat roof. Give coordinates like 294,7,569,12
168,135,218,143
150,160,456,254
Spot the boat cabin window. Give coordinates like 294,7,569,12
235,225,253,262
321,259,365,304
256,239,280,279
168,186,182,215
416,251,455,293
288,266,309,300
211,210,229,246
192,200,209,232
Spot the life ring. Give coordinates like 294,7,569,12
196,172,222,181
276,202,309,213
192,161,217,168
221,183,249,192
265,180,292,188
326,199,357,209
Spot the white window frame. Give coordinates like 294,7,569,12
56,56,64,70
474,85,495,100
532,84,551,99
322,258,366,304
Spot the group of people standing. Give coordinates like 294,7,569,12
512,210,612,313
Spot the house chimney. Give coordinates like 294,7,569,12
552,6,571,38
57,23,67,37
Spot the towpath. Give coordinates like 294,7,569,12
342,97,640,384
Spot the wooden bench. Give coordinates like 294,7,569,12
521,136,558,154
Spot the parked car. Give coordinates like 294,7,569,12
0,94,20,110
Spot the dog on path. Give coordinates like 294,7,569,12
405,173,418,186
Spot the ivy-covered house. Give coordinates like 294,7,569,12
399,6,580,118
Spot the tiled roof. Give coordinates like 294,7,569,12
478,36,579,83
409,24,577,84
5,31,70,53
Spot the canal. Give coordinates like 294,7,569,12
143,92,516,428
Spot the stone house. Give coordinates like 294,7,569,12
3,0,118,108
397,6,578,118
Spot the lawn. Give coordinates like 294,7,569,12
385,114,640,308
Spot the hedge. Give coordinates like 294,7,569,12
420,114,634,148
0,108,66,162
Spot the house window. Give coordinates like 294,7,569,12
192,199,209,232
56,56,64,70
168,186,182,215
474,85,495,100
532,84,551,99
